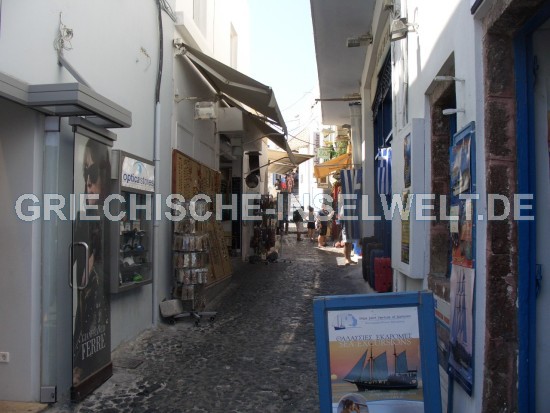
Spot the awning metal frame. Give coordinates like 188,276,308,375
177,43,286,133
0,71,131,129
174,42,297,164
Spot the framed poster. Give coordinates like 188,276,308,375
451,199,474,268
448,265,475,395
450,134,471,196
448,122,476,395
314,292,442,413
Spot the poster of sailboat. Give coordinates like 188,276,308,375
448,264,475,394
327,307,423,406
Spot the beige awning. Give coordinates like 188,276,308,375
247,115,295,164
177,43,295,162
178,43,286,133
313,152,352,179
267,149,314,175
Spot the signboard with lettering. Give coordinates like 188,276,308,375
121,155,155,193
313,292,441,413
317,147,333,160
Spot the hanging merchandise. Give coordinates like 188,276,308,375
376,147,392,195
340,168,362,242
332,181,341,206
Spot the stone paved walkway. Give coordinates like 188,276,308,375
45,235,371,413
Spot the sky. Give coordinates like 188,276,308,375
247,0,318,126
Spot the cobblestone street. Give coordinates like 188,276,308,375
46,234,371,413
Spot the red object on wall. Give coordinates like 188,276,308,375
374,257,392,293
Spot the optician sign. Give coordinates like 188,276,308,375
121,155,155,193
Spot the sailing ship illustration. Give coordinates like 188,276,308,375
332,314,357,330
450,269,471,367
334,314,346,330
343,344,418,391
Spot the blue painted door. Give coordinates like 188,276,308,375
532,19,550,412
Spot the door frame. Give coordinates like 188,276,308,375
69,122,115,401
514,3,550,411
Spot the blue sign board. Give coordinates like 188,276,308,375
313,292,442,413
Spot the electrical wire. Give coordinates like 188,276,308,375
281,88,315,112
288,114,317,134
155,0,163,103
286,131,314,146
159,0,177,22
53,12,73,53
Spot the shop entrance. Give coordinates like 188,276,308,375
70,130,113,400
40,122,114,402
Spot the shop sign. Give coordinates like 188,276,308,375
317,147,333,160
121,156,155,192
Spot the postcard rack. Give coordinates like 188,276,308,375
170,199,216,325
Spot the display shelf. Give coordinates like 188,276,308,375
108,150,155,294
164,199,217,325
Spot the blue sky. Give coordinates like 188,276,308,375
247,0,318,124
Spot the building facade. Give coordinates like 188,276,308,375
0,0,289,404
311,0,550,411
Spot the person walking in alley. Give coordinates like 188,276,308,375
338,201,355,265
316,203,332,248
293,206,304,241
306,206,316,241
286,172,294,193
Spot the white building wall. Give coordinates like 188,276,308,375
358,0,487,410
389,0,486,410
0,0,161,159
0,101,43,401
0,0,250,402
173,0,250,172
0,0,170,401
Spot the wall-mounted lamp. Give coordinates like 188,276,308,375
390,18,418,42
194,101,217,120
346,33,373,48
442,108,465,116
434,75,465,82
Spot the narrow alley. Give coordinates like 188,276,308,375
46,234,369,413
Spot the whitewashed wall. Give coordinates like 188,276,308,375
393,0,486,410
0,100,43,401
0,0,250,402
359,0,487,410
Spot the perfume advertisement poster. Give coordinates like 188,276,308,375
72,134,112,390
327,307,423,412
451,199,474,268
450,135,471,196
449,265,475,394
